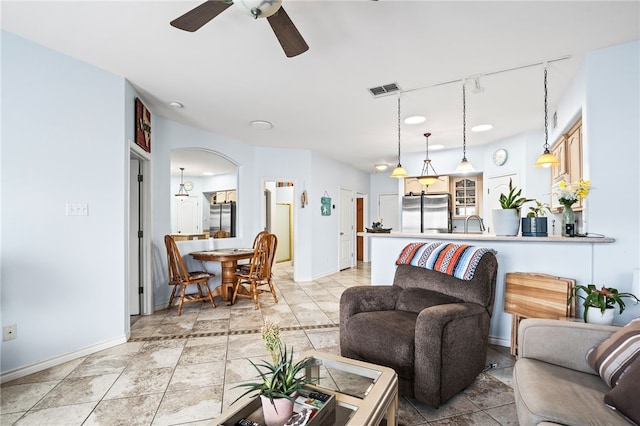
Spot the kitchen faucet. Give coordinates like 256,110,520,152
464,215,486,233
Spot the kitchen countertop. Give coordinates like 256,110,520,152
358,231,615,244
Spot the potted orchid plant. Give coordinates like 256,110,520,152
568,284,639,324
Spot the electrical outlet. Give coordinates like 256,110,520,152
66,203,89,216
3,324,17,341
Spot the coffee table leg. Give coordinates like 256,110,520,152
386,390,398,426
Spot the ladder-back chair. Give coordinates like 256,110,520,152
232,233,278,309
164,235,217,315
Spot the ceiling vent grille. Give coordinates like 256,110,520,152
368,82,401,97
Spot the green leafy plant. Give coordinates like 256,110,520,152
233,345,312,407
568,284,640,322
526,200,551,218
499,178,533,211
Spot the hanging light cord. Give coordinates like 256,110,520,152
462,83,467,161
397,95,402,165
543,67,549,152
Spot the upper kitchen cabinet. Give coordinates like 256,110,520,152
404,176,450,195
550,118,583,211
451,176,483,218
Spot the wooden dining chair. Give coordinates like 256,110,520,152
232,233,278,309
213,229,229,239
164,235,217,315
237,230,269,272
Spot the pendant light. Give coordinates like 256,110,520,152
534,66,561,168
417,132,439,186
455,82,476,174
175,167,189,197
390,95,408,178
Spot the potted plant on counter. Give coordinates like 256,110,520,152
233,321,313,426
521,200,551,237
492,179,533,236
568,284,640,324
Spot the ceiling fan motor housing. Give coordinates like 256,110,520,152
236,0,283,18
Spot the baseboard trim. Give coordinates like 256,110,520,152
0,335,128,384
489,336,510,348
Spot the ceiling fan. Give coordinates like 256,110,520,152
170,0,309,58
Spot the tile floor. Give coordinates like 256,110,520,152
1,262,517,425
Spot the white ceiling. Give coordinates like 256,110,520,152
2,1,639,173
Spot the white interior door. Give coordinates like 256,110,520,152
487,173,519,234
174,196,201,234
129,159,140,315
339,188,354,270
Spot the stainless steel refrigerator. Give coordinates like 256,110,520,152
210,202,236,237
402,193,452,233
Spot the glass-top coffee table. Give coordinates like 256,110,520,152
214,350,399,426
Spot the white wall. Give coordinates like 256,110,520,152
586,41,640,323
1,31,128,374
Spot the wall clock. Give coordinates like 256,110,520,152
493,149,508,166
135,98,151,153
184,181,194,191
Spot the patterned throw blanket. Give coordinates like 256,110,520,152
396,242,497,281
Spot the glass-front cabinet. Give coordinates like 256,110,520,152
452,176,482,218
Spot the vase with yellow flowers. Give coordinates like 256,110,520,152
555,179,590,236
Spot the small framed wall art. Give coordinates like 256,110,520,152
135,97,151,153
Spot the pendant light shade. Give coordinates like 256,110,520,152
391,95,408,178
535,67,561,168
455,83,476,174
175,167,189,197
417,132,439,185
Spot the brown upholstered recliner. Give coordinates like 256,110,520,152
340,251,498,408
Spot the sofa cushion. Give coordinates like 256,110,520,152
587,317,640,387
513,358,630,426
604,358,640,424
396,287,462,314
342,310,417,379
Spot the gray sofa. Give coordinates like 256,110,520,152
513,318,632,425
339,252,497,408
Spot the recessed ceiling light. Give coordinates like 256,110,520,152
404,115,426,124
374,164,388,171
169,101,184,109
472,124,493,132
203,172,214,176
250,120,273,130
430,144,445,150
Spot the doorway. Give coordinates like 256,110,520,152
339,188,354,270
264,181,295,266
129,146,153,318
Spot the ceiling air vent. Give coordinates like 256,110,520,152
368,82,401,97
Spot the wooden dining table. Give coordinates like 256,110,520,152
190,248,254,302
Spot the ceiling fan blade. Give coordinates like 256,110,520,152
170,1,233,32
267,7,309,58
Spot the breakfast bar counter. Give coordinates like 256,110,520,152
360,231,615,347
